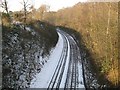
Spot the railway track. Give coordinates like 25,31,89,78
47,31,68,89
47,30,85,89
64,35,79,89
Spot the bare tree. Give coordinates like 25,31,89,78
1,0,11,26
1,0,9,14
20,0,30,30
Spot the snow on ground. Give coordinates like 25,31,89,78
70,35,85,89
30,32,64,88
78,62,85,89
77,45,85,89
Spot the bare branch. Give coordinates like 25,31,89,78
1,0,9,14
20,0,31,30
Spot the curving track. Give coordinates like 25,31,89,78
47,30,68,89
47,29,85,89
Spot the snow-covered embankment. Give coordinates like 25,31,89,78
30,32,64,88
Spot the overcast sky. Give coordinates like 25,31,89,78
4,0,87,11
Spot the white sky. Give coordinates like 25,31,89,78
3,0,88,11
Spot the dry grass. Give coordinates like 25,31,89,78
107,68,118,86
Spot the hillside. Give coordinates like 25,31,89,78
2,15,58,88
43,2,119,87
